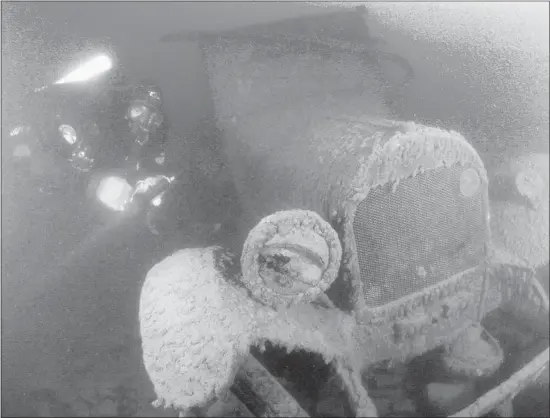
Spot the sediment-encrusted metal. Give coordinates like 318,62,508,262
150,12,550,417
240,210,342,309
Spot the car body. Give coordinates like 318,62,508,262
142,7,549,417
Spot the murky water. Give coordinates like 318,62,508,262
2,3,548,417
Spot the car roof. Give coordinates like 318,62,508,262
161,7,369,48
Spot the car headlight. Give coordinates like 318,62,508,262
492,153,549,208
460,168,481,198
59,124,78,145
55,54,113,85
96,176,134,211
515,169,546,204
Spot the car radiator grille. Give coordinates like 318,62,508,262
353,165,486,307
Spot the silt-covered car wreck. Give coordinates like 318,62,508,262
137,6,549,418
